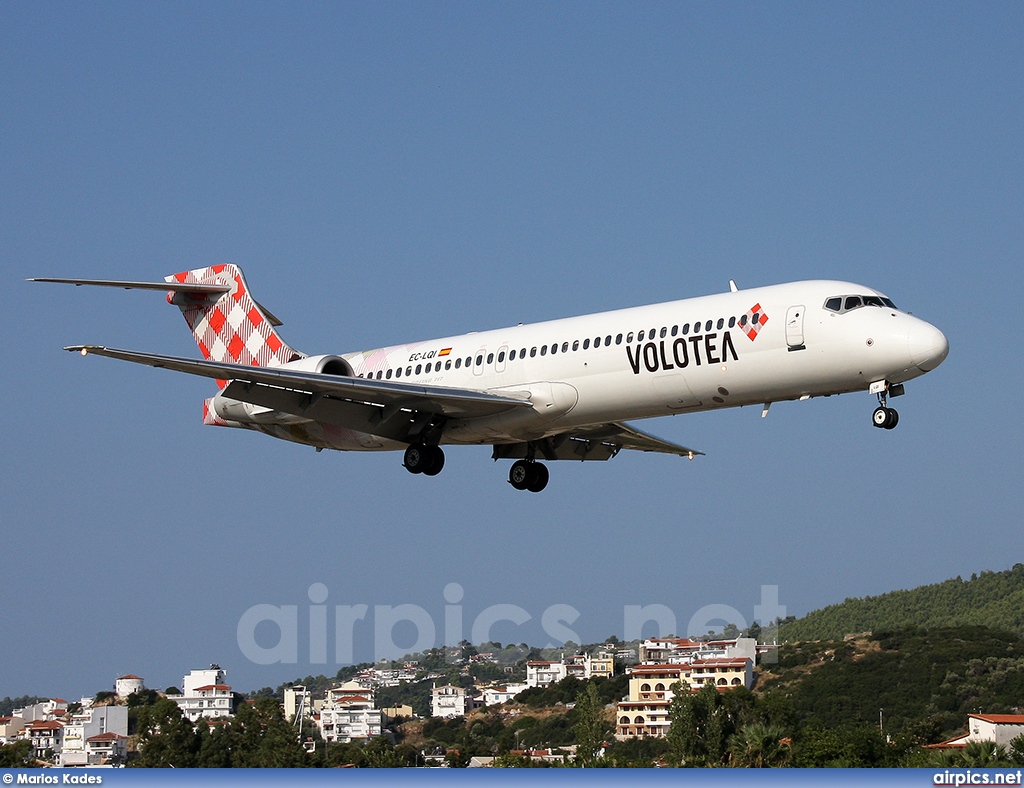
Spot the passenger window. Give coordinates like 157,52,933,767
530,347,537,357
582,339,590,350
454,358,461,369
660,327,667,338
550,344,557,355
638,330,645,341
605,335,612,345
594,337,601,348
682,324,689,335
705,320,713,332
627,332,634,343
825,297,842,312
844,296,862,311
406,367,412,376
499,351,505,362
487,353,494,364
562,342,569,352
540,345,547,356
475,355,483,366
415,364,422,374
445,360,451,370
572,340,579,351
717,318,724,330
378,370,384,379
396,367,402,378
671,325,678,336
728,316,736,328
386,369,392,379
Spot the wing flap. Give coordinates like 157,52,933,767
492,422,702,462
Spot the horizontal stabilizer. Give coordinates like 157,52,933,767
29,277,231,294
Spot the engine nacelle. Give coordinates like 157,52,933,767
276,354,355,376
211,354,354,425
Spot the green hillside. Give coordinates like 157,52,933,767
759,625,1024,741
780,565,1024,642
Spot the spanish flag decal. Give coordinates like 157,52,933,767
438,347,452,356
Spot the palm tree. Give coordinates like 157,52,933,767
728,723,792,768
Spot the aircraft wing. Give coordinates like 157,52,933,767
66,346,532,425
491,422,703,462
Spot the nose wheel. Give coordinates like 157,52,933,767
872,406,899,429
508,460,549,492
872,388,900,430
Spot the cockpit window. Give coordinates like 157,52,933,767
825,294,899,314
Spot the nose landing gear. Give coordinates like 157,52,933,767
871,383,901,430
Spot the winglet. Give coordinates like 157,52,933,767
729,279,739,292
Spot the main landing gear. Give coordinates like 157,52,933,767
508,460,549,493
403,444,445,476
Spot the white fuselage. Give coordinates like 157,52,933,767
287,279,947,452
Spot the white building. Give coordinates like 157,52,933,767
114,674,145,698
59,706,128,766
171,665,237,722
930,714,1024,750
284,685,312,723
482,684,529,706
431,684,478,718
525,661,567,688
318,682,382,743
0,716,25,744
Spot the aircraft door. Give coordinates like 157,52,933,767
496,345,508,373
786,305,806,351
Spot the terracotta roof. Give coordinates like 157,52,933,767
970,714,1024,725
690,658,750,668
86,732,127,742
28,720,64,730
193,684,231,691
117,674,143,680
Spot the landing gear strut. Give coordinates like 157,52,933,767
403,444,445,476
872,389,900,430
508,460,549,493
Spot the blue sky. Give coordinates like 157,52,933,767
2,2,1022,699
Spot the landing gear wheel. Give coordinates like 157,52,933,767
872,406,899,430
422,446,445,476
509,460,532,490
526,463,549,493
509,460,549,492
404,444,437,474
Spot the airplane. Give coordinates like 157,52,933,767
32,264,948,492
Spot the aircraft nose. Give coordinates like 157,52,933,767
909,321,949,372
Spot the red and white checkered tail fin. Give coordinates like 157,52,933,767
165,264,303,375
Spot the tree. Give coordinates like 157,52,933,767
0,741,34,768
573,682,609,766
130,698,199,767
728,723,792,767
666,683,735,767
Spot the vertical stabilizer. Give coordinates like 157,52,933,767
165,264,302,370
